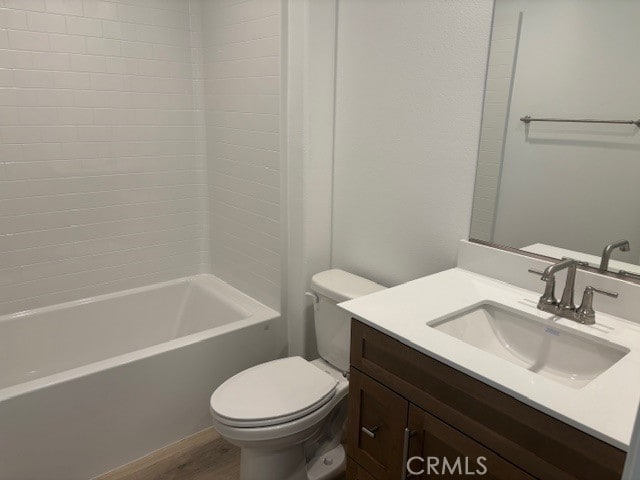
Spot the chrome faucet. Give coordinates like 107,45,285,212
529,258,618,325
599,240,630,271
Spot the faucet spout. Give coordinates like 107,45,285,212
541,258,577,281
538,258,579,312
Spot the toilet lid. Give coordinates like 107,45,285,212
210,357,338,428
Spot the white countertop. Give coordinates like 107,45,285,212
339,268,640,450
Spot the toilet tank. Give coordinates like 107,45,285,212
310,269,385,372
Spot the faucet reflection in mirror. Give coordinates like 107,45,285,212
600,240,631,272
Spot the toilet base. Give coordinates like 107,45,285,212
240,444,306,480
307,444,346,480
239,444,345,480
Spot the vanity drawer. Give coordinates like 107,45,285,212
350,319,625,480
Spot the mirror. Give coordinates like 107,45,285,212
470,0,640,278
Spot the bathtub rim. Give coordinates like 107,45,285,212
0,273,258,325
0,273,280,402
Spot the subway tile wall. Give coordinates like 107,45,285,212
469,5,520,242
200,0,281,310
0,0,209,315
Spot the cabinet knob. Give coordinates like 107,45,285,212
361,425,379,438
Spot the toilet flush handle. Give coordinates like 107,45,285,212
305,291,319,303
305,291,320,311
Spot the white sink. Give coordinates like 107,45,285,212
429,302,629,389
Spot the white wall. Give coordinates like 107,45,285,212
200,0,282,310
493,0,640,261
0,0,208,315
284,0,337,357
331,0,493,286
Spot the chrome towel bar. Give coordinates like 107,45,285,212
521,115,640,127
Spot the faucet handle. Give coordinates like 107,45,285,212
589,286,619,299
528,269,557,306
576,286,619,324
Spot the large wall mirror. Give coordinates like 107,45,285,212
470,0,640,279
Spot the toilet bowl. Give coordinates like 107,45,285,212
210,270,385,480
211,357,349,480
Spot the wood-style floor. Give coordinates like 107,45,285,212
95,427,347,480
95,428,240,480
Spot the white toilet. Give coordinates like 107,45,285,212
210,269,385,480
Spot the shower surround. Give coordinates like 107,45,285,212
0,0,282,315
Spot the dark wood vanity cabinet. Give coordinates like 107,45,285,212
346,320,626,480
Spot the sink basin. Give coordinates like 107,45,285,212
429,302,629,389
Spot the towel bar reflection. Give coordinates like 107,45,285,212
521,116,640,127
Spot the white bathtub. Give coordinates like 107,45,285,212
0,274,286,480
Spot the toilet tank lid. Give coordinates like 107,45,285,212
311,269,386,303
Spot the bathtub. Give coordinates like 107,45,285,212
0,274,286,480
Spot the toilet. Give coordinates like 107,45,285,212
210,269,385,480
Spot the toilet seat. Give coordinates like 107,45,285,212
210,357,338,428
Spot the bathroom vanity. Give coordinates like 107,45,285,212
345,320,624,479
340,252,640,480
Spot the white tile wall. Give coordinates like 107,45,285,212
200,0,281,310
0,0,208,315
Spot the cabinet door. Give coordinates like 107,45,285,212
347,458,377,480
347,368,409,480
406,405,535,480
